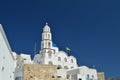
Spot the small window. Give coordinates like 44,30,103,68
67,75,70,79
57,65,62,69
71,66,74,69
57,76,62,78
52,75,55,78
38,61,41,64
71,59,74,63
64,58,67,62
49,61,53,65
48,34,50,39
64,66,68,69
42,43,44,48
48,53,52,58
3,56,5,59
48,42,51,48
2,66,4,71
24,58,26,60
86,74,90,80
58,57,61,61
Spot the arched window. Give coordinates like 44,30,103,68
48,53,52,58
64,58,67,62
71,66,74,69
49,61,53,65
48,34,50,39
42,43,44,48
57,65,62,69
48,42,51,48
15,77,22,80
64,66,68,69
48,51,52,58
67,75,70,79
71,59,74,63
58,57,61,61
86,74,90,80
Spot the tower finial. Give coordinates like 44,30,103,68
46,22,48,25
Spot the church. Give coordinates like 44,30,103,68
0,23,105,80
33,23,78,69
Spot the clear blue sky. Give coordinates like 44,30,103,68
0,0,120,78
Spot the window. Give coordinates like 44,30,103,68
52,75,55,78
48,51,52,58
67,75,70,79
24,58,26,60
15,77,22,80
42,43,44,48
38,61,41,64
48,34,50,39
64,66,68,69
57,76,62,78
64,58,67,62
92,75,94,79
71,66,74,69
2,66,4,71
71,59,74,63
57,65,62,69
49,61,53,65
58,57,61,61
48,53,52,58
48,42,51,48
86,74,90,80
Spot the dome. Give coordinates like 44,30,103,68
43,22,50,32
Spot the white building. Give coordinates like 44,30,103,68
14,53,33,80
0,24,15,80
67,66,98,80
33,23,78,79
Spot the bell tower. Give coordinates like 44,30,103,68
40,23,52,53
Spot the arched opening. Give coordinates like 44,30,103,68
42,43,44,48
64,58,67,62
57,65,62,69
48,34,50,39
71,66,74,69
86,74,90,80
15,77,22,80
48,42,51,48
48,51,52,58
48,61,53,65
64,66,68,69
67,75,70,79
71,59,74,63
58,57,61,61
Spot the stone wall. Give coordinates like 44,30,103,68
23,64,57,80
97,72,105,80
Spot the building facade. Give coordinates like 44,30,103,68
67,66,98,80
0,24,15,80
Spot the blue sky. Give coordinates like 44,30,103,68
0,0,120,78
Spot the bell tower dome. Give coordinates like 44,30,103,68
43,23,50,32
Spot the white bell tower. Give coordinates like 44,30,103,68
41,23,53,53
